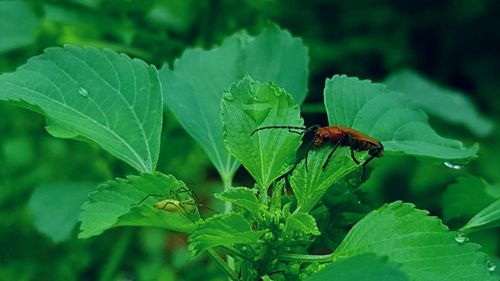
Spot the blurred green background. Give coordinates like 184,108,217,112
0,0,498,280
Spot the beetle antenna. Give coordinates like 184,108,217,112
251,126,309,136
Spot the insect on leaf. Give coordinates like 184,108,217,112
324,75,478,162
0,45,163,173
221,76,303,189
79,172,196,238
159,25,308,179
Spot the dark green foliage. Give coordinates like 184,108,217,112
1,1,499,280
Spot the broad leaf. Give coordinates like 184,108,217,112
462,198,500,233
284,212,320,236
442,175,499,222
307,254,409,281
79,172,196,238
290,148,359,213
221,76,303,189
333,202,496,281
0,46,162,172
0,1,39,53
188,212,265,256
385,69,494,137
215,187,260,217
159,25,308,179
324,75,478,161
28,182,96,242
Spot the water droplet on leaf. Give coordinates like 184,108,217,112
485,260,496,272
444,161,462,170
78,87,89,97
454,232,468,243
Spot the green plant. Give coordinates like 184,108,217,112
0,25,498,281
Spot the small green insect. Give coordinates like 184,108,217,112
153,197,196,213
135,187,201,215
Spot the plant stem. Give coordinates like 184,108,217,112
222,174,233,212
221,174,236,274
277,252,334,263
99,229,133,281
207,249,239,281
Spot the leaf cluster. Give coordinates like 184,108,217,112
0,24,497,281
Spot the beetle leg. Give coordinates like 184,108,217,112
350,148,360,165
305,149,309,172
322,136,344,170
288,129,304,135
360,154,377,181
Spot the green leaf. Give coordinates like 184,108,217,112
0,1,39,53
159,25,308,178
290,148,359,213
442,175,499,222
333,202,496,281
306,254,409,281
79,172,196,238
0,45,162,173
324,75,478,161
284,212,320,236
221,76,303,189
188,212,265,256
461,198,500,234
28,182,96,242
215,187,260,217
385,69,494,137
243,25,309,104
